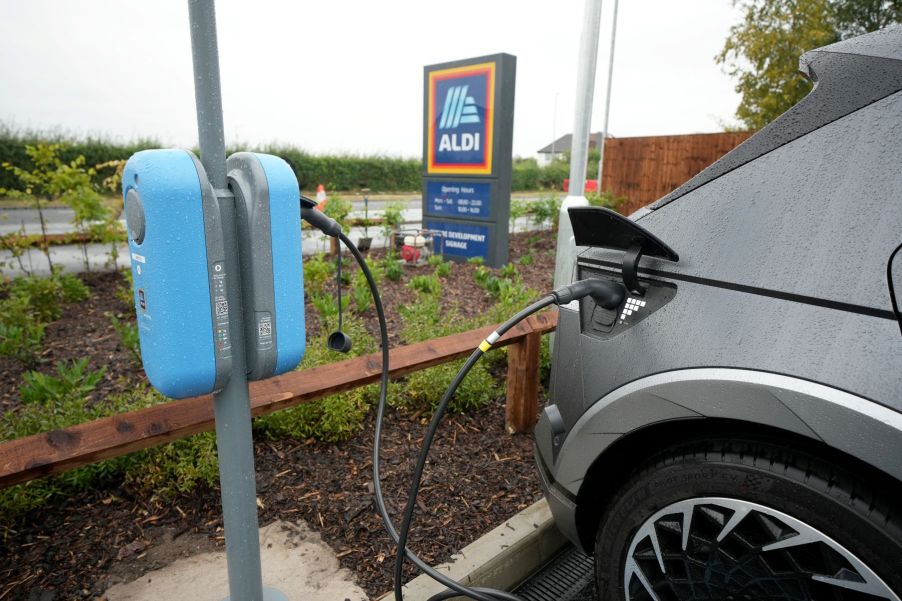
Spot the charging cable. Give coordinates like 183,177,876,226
300,200,624,601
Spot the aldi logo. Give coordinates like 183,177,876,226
427,62,495,175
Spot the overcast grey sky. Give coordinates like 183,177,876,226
0,1,743,159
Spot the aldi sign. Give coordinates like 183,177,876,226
423,54,515,267
427,64,494,174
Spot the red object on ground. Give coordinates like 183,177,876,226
400,245,420,263
562,179,599,193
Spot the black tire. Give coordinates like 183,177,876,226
594,436,902,601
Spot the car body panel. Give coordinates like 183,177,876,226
537,26,902,554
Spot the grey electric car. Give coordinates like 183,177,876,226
535,26,902,601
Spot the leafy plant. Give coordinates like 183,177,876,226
473,265,493,290
115,268,136,315
384,257,403,281
0,297,44,364
399,291,464,343
322,193,353,234
380,201,406,252
509,198,530,227
434,259,452,278
351,262,382,314
395,293,496,412
530,195,562,230
9,268,88,322
518,252,534,266
20,358,106,406
499,262,518,279
303,253,335,295
0,224,34,276
309,290,348,320
408,274,442,296
467,256,484,265
108,312,141,364
585,190,627,211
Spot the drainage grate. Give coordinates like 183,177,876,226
514,545,596,601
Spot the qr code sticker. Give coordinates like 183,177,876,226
215,301,229,317
258,321,272,337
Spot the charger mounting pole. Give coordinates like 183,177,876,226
187,2,285,599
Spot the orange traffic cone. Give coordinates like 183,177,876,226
315,184,327,210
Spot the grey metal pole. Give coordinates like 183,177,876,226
552,0,604,297
566,0,604,196
596,0,619,192
187,2,268,600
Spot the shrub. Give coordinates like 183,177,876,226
399,359,496,413
125,431,219,498
399,292,454,343
9,269,87,322
255,315,377,442
0,297,44,364
518,253,534,266
0,383,218,517
467,256,484,265
395,292,496,413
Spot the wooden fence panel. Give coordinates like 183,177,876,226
601,131,753,215
0,311,557,489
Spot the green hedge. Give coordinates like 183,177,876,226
0,125,159,191
0,124,578,193
254,143,421,192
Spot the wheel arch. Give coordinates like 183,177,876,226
553,369,902,552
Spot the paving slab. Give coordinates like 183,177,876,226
104,520,367,601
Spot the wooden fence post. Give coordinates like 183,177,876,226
505,330,542,434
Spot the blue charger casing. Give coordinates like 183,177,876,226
227,152,306,380
122,149,232,398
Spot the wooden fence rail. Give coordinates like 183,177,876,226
0,311,558,489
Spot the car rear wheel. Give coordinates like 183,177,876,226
593,436,902,601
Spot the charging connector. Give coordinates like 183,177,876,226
551,278,625,309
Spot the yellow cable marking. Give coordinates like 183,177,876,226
478,340,492,353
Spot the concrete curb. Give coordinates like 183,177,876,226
378,498,567,601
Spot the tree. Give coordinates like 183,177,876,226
0,144,115,271
718,0,901,131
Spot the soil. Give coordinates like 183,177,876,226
0,230,560,600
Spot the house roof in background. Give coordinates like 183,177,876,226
537,132,612,154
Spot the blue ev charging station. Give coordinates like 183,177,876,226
121,2,304,599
